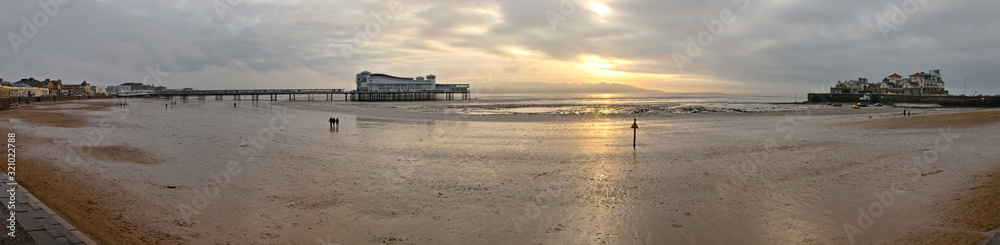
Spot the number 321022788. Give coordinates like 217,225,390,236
7,133,14,178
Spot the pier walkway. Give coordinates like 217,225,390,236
147,89,471,102
153,89,346,101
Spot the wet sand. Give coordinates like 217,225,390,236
3,100,178,244
889,167,1000,244
838,109,1000,129
2,99,1000,244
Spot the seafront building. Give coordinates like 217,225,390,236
106,85,131,94
351,71,470,101
355,71,468,92
830,69,948,95
11,78,115,96
16,78,63,94
0,87,10,110
1,84,50,97
63,81,95,96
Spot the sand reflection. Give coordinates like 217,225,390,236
565,118,634,243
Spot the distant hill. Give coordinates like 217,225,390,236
482,82,660,93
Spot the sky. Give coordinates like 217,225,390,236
1,0,998,95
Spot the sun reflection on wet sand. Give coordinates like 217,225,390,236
565,118,634,243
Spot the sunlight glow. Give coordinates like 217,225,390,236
590,2,612,16
578,55,630,75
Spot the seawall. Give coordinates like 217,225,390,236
807,93,1000,107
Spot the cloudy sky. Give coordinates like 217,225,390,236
1,0,998,94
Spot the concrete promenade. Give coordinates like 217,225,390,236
4,174,95,245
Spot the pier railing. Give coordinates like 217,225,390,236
153,89,345,95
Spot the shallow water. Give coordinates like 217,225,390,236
357,92,810,116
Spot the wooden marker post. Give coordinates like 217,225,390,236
631,118,639,149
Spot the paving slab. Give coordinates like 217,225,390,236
4,173,92,245
987,232,1000,245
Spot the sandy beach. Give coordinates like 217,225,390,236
2,98,1000,244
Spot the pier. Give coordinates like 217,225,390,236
346,91,470,101
144,89,470,102
151,89,346,101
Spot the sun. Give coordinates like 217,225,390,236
589,2,612,16
578,55,629,75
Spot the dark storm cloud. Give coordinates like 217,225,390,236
1,0,997,93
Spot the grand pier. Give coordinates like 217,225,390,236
146,88,470,102
123,71,471,102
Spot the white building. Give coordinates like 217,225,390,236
2,84,49,97
832,69,948,95
355,71,439,92
94,86,108,95
878,69,947,95
106,85,131,94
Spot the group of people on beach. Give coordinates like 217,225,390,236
903,110,911,116
329,117,340,128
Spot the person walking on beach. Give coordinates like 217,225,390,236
329,117,335,128
335,118,339,127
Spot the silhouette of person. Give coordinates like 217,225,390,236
329,117,335,127
335,118,339,126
